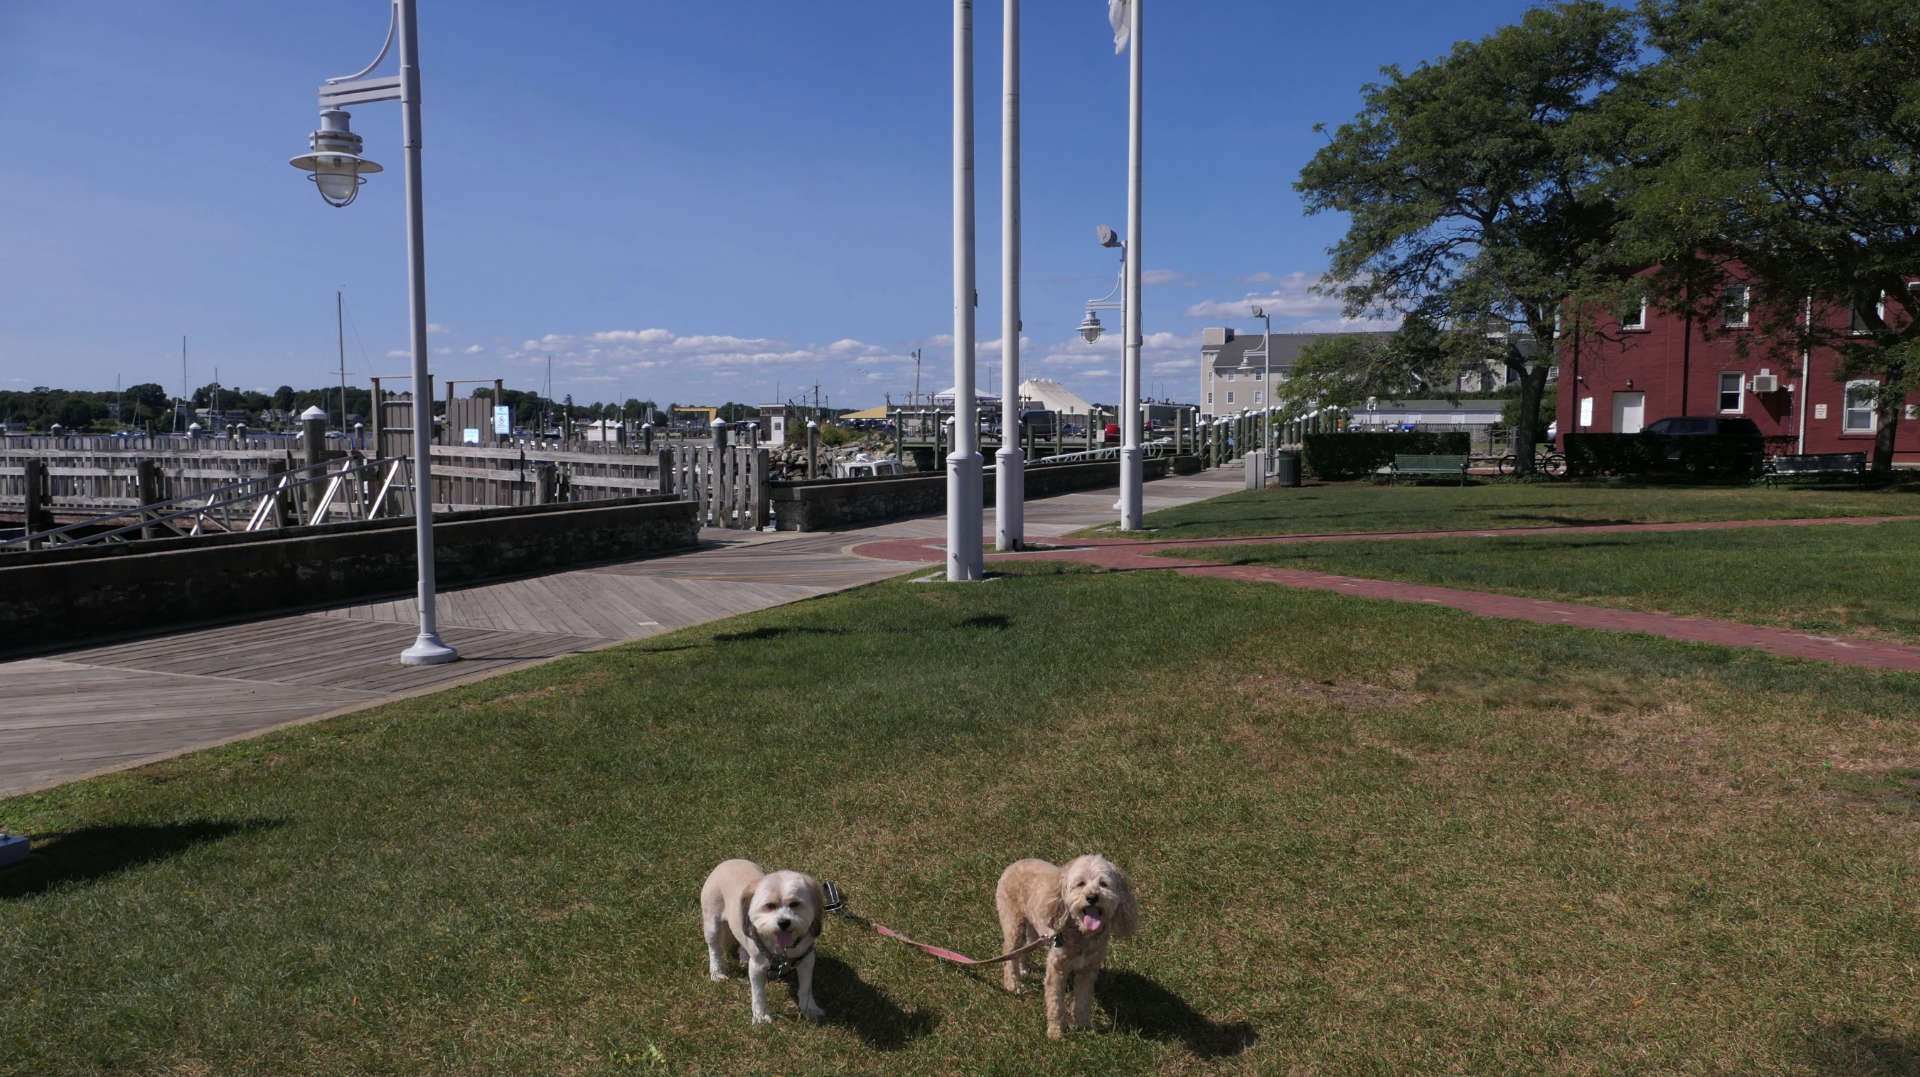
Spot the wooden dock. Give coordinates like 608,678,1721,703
0,468,1243,798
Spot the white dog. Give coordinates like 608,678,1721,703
995,854,1139,1039
700,858,826,1024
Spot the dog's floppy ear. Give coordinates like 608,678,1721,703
1044,870,1071,934
1108,863,1139,939
806,875,825,941
736,882,756,942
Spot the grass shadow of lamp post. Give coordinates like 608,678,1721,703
288,0,455,665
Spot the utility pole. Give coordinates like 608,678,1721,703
912,347,923,407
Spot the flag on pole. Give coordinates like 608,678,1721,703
1109,0,1129,53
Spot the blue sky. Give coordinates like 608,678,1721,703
1,0,1546,411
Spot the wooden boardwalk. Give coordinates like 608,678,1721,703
0,468,1243,797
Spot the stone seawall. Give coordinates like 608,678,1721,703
0,497,699,652
768,456,1195,531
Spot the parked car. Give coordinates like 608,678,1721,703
1642,415,1765,476
1103,422,1121,445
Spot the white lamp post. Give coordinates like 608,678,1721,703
995,0,1024,553
948,0,984,581
1114,0,1145,530
290,0,455,666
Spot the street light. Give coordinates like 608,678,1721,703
1239,303,1272,457
290,0,456,666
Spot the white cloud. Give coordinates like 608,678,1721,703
427,323,451,335
591,329,674,346
434,347,451,356
464,344,485,355
1142,268,1184,286
385,349,409,358
1183,271,1400,330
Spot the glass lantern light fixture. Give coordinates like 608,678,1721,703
289,108,384,208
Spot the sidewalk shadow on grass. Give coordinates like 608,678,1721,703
1095,970,1257,1059
1804,1022,1920,1076
809,955,938,1049
0,820,279,899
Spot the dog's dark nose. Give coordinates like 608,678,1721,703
776,917,792,930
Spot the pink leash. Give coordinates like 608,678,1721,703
824,881,1058,966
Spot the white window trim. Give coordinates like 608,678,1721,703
1718,371,1745,413
1254,391,1263,405
1721,285,1750,328
1621,298,1648,331
1225,390,1235,405
1843,379,1879,432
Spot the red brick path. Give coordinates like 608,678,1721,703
852,516,1920,673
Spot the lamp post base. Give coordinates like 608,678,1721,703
401,633,459,665
1117,445,1144,531
994,445,1024,551
946,450,985,581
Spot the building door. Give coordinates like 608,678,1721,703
1612,391,1646,434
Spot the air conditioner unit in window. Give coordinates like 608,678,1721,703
1750,373,1779,393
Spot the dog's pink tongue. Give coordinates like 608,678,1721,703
1080,912,1103,933
775,930,795,949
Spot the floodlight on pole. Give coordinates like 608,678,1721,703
1078,226,1126,345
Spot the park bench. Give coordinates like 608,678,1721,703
1390,453,1469,486
1763,451,1867,486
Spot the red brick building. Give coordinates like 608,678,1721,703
1556,286,1920,466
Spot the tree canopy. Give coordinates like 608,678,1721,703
1619,0,1920,468
1296,0,1641,467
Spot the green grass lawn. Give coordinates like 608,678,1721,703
5,565,1920,1074
1160,518,1920,647
1092,481,1920,541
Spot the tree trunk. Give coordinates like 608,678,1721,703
1512,363,1550,475
1872,359,1905,473
1874,403,1900,473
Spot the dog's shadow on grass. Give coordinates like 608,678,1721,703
1804,1021,1920,1076
712,626,846,644
0,820,279,900
810,956,938,1049
1096,969,1257,1059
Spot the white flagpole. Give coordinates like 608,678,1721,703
949,0,985,580
1118,0,1144,530
996,0,1024,551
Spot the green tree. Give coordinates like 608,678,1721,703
1296,0,1639,472
1621,0,1920,470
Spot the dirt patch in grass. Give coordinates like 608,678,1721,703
1240,674,1423,711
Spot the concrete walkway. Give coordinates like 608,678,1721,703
0,468,1242,797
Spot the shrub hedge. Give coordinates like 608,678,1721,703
1564,433,1764,478
1302,431,1472,481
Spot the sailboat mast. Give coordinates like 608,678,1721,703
337,290,348,434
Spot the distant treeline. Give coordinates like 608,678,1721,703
0,383,771,433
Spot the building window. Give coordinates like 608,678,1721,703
1225,391,1235,405
1206,392,1212,406
1621,298,1647,331
1254,391,1263,404
1718,372,1744,412
1849,294,1886,336
1721,285,1750,328
1844,380,1878,432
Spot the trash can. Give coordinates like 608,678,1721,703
1272,450,1302,488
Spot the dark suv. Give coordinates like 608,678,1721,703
1642,416,1765,476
